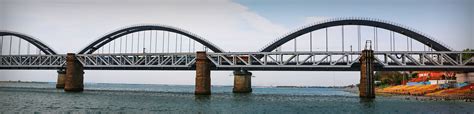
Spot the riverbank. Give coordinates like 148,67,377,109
0,81,49,83
376,84,474,101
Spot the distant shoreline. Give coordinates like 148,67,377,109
275,86,351,88
0,81,49,84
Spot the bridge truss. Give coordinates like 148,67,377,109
1,51,473,71
207,51,474,71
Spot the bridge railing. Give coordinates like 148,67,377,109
207,51,474,70
373,51,474,69
75,53,197,69
0,51,472,70
207,51,362,68
0,55,66,69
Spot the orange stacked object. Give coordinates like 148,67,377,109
408,85,440,96
425,84,474,97
377,85,443,95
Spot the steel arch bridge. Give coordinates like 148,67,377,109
207,17,470,71
78,24,225,54
0,31,57,55
259,17,452,52
0,18,473,71
0,31,64,69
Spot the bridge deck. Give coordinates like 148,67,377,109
1,51,473,71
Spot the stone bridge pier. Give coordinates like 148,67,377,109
55,69,66,89
359,49,375,98
64,53,84,92
195,51,211,95
233,69,252,93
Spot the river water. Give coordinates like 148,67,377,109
0,82,473,113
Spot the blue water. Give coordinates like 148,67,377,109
1,82,473,113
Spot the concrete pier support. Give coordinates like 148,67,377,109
64,53,84,92
233,69,252,93
195,51,211,95
359,49,375,98
55,69,66,89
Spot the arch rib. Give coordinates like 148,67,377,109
0,31,57,55
78,24,225,54
259,17,452,52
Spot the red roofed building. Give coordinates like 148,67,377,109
409,71,455,85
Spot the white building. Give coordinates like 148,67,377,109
429,80,455,85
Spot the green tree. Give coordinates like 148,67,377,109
462,48,473,61
410,72,418,79
375,71,405,85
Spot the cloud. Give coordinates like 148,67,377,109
238,7,287,35
471,1,474,48
1,0,288,52
0,0,5,28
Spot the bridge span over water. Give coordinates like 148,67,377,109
1,18,473,98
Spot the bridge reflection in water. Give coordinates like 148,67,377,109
1,18,473,98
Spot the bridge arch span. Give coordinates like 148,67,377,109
0,31,57,55
259,17,452,52
78,24,225,54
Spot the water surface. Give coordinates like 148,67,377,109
1,82,473,113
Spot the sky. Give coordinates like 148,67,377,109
0,0,473,86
